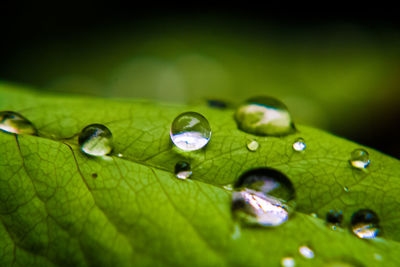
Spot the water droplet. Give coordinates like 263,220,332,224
174,161,192,180
326,210,343,226
351,209,380,239
232,168,295,227
292,137,306,152
246,140,259,152
234,96,295,136
78,124,113,156
281,257,295,267
223,184,234,191
207,99,227,109
117,153,123,158
299,245,314,259
170,112,211,151
343,186,350,192
349,148,370,169
0,111,37,135
310,213,318,218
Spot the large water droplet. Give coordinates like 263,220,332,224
0,111,37,135
170,112,211,151
246,139,259,152
234,97,295,136
281,257,295,267
349,148,370,169
351,209,380,239
326,210,343,226
232,168,295,227
299,245,314,259
78,124,113,156
292,137,306,152
174,161,192,180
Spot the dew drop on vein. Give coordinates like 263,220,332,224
232,167,295,227
170,112,211,151
78,124,113,156
246,139,259,152
234,96,295,136
349,148,370,169
174,161,192,180
351,209,381,239
299,245,314,259
0,111,37,135
292,137,306,152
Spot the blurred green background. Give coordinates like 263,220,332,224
1,5,399,158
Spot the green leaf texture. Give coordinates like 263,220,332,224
0,83,399,267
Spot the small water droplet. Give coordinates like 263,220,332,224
207,99,227,109
310,213,318,218
351,209,380,239
326,210,343,226
117,153,123,158
223,184,234,191
78,124,113,156
246,140,259,152
292,137,306,152
349,148,370,169
281,257,295,267
343,186,350,192
299,245,314,259
0,111,37,135
234,96,295,136
174,161,192,180
232,168,295,227
170,112,211,151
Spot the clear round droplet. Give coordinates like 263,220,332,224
292,137,306,152
232,168,295,227
351,209,380,239
281,257,295,267
349,148,370,169
246,140,259,152
234,96,295,136
170,112,211,151
299,245,314,259
326,210,343,226
78,124,113,156
343,186,350,192
174,161,192,180
0,111,37,135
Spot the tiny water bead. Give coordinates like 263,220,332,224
78,124,113,156
281,257,295,267
326,210,343,226
0,111,37,135
170,112,211,151
174,161,192,180
299,245,314,259
349,148,370,169
234,96,295,136
351,209,380,239
246,140,259,152
232,168,295,227
292,138,306,152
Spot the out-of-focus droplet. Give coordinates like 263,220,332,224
281,257,295,267
299,245,314,259
174,161,192,180
0,111,37,135
234,96,295,136
170,112,211,151
78,124,113,156
349,148,370,169
326,210,343,226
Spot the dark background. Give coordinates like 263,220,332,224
1,4,399,158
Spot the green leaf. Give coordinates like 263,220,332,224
0,83,399,267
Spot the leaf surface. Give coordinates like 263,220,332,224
0,83,399,267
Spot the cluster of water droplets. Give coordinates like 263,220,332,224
0,95,385,265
